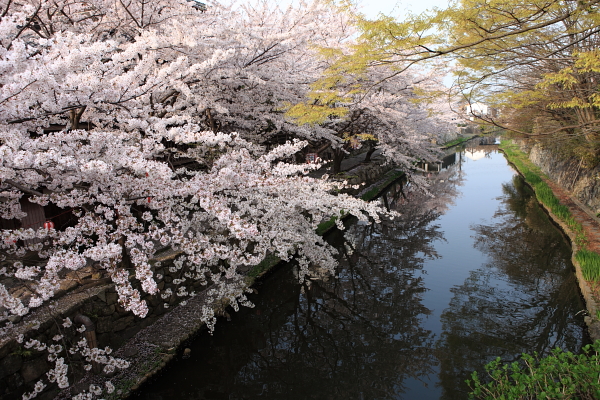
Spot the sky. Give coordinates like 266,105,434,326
268,0,453,21
354,0,451,19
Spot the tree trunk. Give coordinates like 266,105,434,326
332,149,344,174
364,145,376,163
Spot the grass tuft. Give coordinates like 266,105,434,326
248,254,281,278
576,249,600,281
442,136,474,148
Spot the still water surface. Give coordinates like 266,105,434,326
132,142,588,400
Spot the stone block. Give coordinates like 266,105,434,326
21,357,48,383
147,296,161,308
96,290,107,303
58,278,78,292
0,354,22,380
96,317,113,334
112,316,135,332
0,344,14,359
4,372,24,391
105,292,118,305
96,333,111,349
99,304,115,316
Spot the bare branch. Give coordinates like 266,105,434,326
3,180,44,197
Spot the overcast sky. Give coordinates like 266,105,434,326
264,0,453,20
355,0,451,19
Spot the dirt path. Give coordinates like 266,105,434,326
543,178,600,255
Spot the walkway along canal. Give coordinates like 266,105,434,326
130,141,589,400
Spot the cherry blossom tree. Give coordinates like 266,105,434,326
0,0,387,367
288,58,458,177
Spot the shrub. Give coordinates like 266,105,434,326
468,340,600,399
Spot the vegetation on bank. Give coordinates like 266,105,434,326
442,136,473,148
314,169,405,236
360,170,405,201
468,340,600,399
499,140,600,281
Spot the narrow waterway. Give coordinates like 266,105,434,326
132,141,588,400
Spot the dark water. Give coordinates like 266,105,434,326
131,143,588,400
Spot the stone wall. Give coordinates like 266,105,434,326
0,249,199,400
516,139,600,214
338,161,396,196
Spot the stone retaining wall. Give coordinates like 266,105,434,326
516,139,600,214
0,249,197,400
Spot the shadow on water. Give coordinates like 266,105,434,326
131,141,588,400
132,209,443,399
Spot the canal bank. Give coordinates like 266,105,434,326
499,140,600,341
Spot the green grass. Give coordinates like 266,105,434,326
576,249,600,281
315,215,338,236
360,170,405,201
248,254,281,278
500,140,600,280
314,170,405,236
442,136,472,148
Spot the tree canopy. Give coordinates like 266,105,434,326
318,0,600,163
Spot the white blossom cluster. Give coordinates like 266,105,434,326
18,318,124,400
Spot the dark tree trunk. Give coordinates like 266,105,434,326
332,149,344,174
364,145,376,163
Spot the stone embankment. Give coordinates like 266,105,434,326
505,139,600,341
518,140,600,214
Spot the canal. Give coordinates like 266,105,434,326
131,141,588,400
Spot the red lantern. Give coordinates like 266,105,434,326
43,220,55,230
147,197,151,203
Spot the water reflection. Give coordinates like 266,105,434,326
436,174,586,399
133,196,446,399
132,142,587,400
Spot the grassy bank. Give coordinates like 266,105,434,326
442,136,474,148
360,169,405,201
314,169,405,236
499,140,600,281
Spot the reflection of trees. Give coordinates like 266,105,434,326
133,179,449,400
381,155,465,217
473,175,573,283
435,175,586,400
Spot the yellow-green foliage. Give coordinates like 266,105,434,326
538,50,600,110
